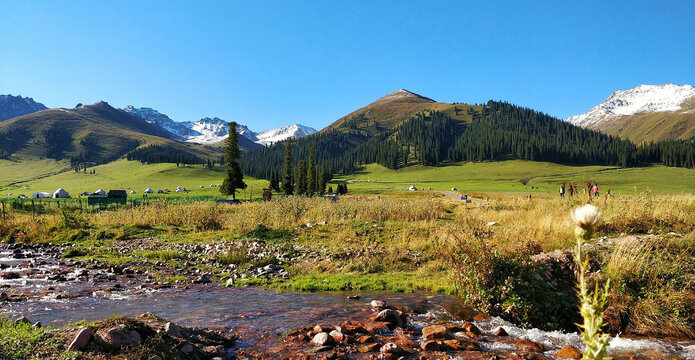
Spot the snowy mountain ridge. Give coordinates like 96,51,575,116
123,106,316,145
566,84,695,130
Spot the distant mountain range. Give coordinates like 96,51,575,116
122,106,316,147
0,95,47,121
566,84,695,143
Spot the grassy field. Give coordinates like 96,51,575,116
336,161,695,195
0,159,269,200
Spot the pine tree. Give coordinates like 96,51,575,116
220,121,246,199
296,160,308,196
269,169,280,191
282,139,294,195
307,147,316,196
317,165,326,195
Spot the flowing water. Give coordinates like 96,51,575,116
2,245,695,359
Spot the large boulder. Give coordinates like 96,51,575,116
312,332,335,347
95,327,142,349
67,327,93,351
557,345,583,359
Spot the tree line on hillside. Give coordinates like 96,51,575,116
240,100,695,180
268,142,333,196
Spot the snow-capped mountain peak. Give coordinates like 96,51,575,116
566,84,695,130
123,105,316,146
256,124,317,146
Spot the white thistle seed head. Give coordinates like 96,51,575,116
571,204,603,229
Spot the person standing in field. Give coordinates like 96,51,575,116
593,183,599,198
559,183,565,199
568,183,574,198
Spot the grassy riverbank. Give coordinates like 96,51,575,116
2,192,695,336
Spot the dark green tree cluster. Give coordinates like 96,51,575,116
43,126,72,159
126,144,203,165
638,138,695,168
336,183,348,195
447,101,639,167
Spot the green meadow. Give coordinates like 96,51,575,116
0,159,268,199
337,160,695,195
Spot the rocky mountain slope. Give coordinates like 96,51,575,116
566,84,695,142
0,94,48,121
123,106,316,146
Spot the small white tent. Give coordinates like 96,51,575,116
52,188,70,198
31,192,51,199
23,186,30,190
200,185,205,188
210,184,215,188
80,191,92,196
129,190,136,194
156,189,164,194
408,185,417,191
144,188,154,194
93,189,106,196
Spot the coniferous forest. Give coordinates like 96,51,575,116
238,100,695,180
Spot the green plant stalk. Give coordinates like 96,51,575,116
575,228,611,360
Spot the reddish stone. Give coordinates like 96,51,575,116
361,321,391,334
329,329,345,343
515,339,544,352
443,339,479,351
420,340,442,351
473,313,491,321
356,335,375,343
358,342,382,352
421,325,450,340
462,321,481,335
394,334,417,349
556,345,582,359
494,327,508,336
341,321,367,333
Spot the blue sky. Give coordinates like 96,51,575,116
1,1,694,131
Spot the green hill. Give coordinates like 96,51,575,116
0,101,224,182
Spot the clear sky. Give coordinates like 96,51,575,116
1,1,694,131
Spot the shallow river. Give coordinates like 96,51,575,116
2,246,695,359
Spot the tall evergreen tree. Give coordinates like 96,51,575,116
317,164,326,195
307,147,316,196
296,160,308,195
269,169,280,191
220,121,246,199
282,139,294,195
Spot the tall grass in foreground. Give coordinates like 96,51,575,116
571,204,610,360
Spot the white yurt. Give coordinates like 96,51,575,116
144,188,153,194
156,189,164,194
129,190,136,195
408,185,417,191
52,188,70,198
216,184,221,187
80,191,92,196
451,187,457,191
210,184,215,188
175,188,182,193
31,192,51,199
93,189,106,196
200,185,205,188
23,186,30,190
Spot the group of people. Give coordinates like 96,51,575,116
559,180,609,202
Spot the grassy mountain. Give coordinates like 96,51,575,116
324,89,480,135
241,90,695,179
0,101,223,169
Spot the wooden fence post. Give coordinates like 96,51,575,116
1,200,5,221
